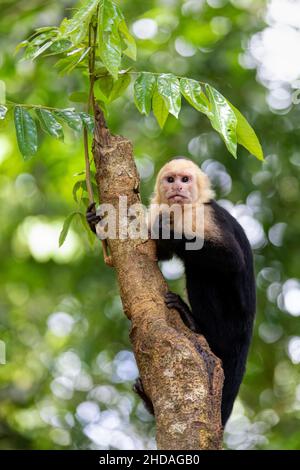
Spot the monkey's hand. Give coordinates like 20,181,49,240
164,291,197,332
86,202,101,234
133,378,154,415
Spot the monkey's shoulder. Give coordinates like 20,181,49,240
204,200,250,247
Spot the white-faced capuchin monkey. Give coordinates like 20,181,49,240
86,157,256,427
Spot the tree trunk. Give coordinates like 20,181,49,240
92,105,224,450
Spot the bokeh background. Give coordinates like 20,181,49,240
1,0,300,450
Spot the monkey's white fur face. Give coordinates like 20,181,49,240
159,168,197,204
152,159,215,206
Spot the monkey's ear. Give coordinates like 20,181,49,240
196,171,215,204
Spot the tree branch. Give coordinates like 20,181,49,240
92,103,224,450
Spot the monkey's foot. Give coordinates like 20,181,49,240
164,291,196,332
86,202,101,234
133,378,154,415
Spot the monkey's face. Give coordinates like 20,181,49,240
159,169,198,205
152,159,214,208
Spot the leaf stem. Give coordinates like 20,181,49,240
84,16,98,205
6,71,206,115
6,101,71,112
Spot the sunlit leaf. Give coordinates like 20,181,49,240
0,105,7,120
73,180,85,203
35,108,64,140
97,74,114,102
59,212,79,247
15,40,29,55
65,0,99,33
54,109,82,131
152,88,169,128
19,30,58,60
54,47,90,75
25,40,54,60
205,84,237,158
98,0,122,79
229,103,264,161
14,106,38,160
118,19,136,61
64,0,99,44
157,73,181,118
55,57,77,75
134,72,156,115
34,26,58,34
109,73,131,101
180,78,210,115
67,47,91,73
46,39,73,55
79,112,95,133
78,212,96,246
68,92,89,103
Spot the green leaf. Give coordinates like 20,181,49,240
98,1,135,78
68,91,89,103
55,57,73,75
15,40,29,55
79,112,95,133
134,72,156,115
118,19,136,61
229,103,264,161
35,108,64,140
66,47,90,71
205,84,237,158
152,88,169,128
47,39,73,55
64,0,99,44
97,74,114,102
157,73,181,118
54,48,90,75
180,78,210,114
14,106,38,160
21,30,57,60
59,212,78,247
54,109,82,131
66,0,99,33
25,40,54,60
109,73,131,101
0,105,7,120
72,180,85,203
81,197,90,208
78,212,96,246
98,0,122,79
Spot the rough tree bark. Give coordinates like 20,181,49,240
92,105,224,450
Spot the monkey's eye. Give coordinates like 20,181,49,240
167,176,174,183
182,176,189,183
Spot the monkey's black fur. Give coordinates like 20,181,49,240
156,200,256,426
86,199,256,426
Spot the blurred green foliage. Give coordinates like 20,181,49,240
1,0,300,450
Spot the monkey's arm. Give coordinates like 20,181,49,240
86,203,113,266
86,202,101,233
151,212,183,261
164,292,196,331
